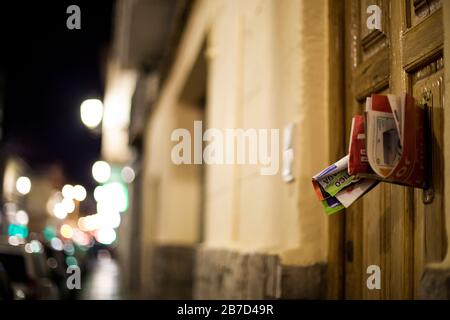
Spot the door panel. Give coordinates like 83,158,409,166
408,0,442,27
412,57,446,298
343,0,444,299
359,0,389,60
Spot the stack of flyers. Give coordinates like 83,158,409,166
348,115,372,176
312,155,379,215
313,94,425,215
364,94,425,187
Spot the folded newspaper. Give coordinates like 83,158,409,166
313,93,424,215
312,155,379,215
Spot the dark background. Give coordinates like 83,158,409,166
0,0,114,190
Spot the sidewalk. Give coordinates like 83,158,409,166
78,254,122,300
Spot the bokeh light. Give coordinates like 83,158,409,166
102,182,128,212
95,228,116,245
92,161,111,183
73,185,87,201
60,224,74,239
50,237,64,251
121,166,135,183
80,98,103,129
93,185,104,202
15,210,29,225
53,202,68,219
62,184,75,199
16,176,31,195
62,198,75,214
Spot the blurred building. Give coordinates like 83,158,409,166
0,157,66,238
0,157,30,238
103,0,450,299
25,165,66,232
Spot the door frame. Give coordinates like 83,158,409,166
326,0,347,299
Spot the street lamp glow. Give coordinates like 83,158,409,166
62,184,75,199
60,224,74,239
80,99,103,129
16,176,31,195
102,211,121,229
62,198,75,213
53,203,68,220
92,161,111,183
78,215,97,232
100,182,128,212
16,210,29,226
73,185,87,201
93,185,104,202
95,228,116,245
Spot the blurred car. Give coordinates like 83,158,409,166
0,243,60,299
42,243,70,299
0,262,14,300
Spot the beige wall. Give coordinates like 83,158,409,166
113,0,450,298
204,0,330,265
141,0,332,279
441,1,450,267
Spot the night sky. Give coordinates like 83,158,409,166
0,1,114,190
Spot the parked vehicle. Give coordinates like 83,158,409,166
0,242,60,299
0,262,13,300
42,243,69,299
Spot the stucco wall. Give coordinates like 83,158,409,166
141,0,331,280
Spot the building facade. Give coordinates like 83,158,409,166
104,0,450,299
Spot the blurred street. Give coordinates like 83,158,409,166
0,0,450,301
79,252,122,300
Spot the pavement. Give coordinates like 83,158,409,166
78,254,122,300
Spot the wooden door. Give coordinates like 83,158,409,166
343,0,445,299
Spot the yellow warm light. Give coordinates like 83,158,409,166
80,99,103,129
16,176,31,195
95,228,116,245
53,203,68,219
16,210,29,226
60,224,74,239
101,63,137,163
62,198,75,213
62,184,75,199
92,161,111,183
73,185,87,201
93,185,104,202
